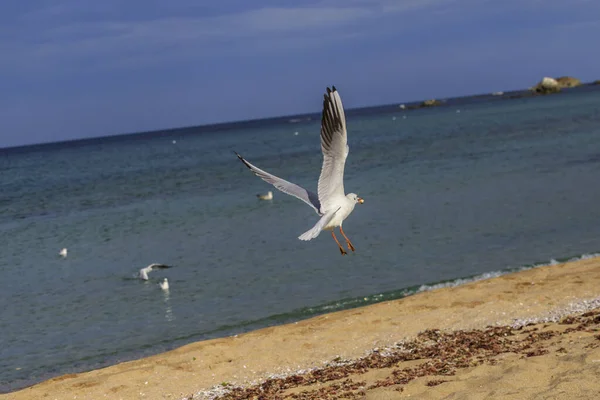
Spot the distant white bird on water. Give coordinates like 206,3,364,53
138,263,172,281
59,248,68,258
235,86,364,255
159,278,169,291
257,190,273,200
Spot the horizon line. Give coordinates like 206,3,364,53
2,81,598,152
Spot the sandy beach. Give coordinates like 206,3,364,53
4,256,600,400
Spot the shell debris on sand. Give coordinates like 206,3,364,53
189,302,600,400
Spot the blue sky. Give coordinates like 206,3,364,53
1,0,599,148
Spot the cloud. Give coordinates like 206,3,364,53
3,1,461,75
5,0,599,70
3,0,599,79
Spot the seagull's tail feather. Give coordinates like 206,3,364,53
298,209,339,241
298,226,321,241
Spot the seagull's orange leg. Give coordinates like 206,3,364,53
331,231,347,255
339,226,356,252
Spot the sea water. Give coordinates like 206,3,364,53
1,88,600,391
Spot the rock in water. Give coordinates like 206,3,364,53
555,76,581,88
531,76,582,95
421,99,442,107
532,77,560,94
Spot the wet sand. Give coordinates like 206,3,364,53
3,256,600,400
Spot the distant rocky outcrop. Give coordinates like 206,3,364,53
532,77,560,94
593,80,600,85
406,99,444,110
555,76,581,87
531,76,582,94
421,99,442,107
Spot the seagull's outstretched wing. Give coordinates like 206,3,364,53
318,86,349,212
139,263,172,280
235,152,321,215
148,263,172,270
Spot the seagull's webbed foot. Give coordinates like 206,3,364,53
331,231,347,256
339,226,356,252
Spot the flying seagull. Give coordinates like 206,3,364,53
235,86,364,255
138,263,172,281
59,248,68,258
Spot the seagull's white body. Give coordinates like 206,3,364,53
257,191,273,200
159,278,169,290
138,263,172,281
236,87,363,254
59,248,67,258
312,194,358,233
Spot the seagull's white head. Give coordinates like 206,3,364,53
347,193,364,204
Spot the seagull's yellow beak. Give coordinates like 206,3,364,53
357,197,364,204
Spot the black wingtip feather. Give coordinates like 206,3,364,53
234,151,254,171
320,85,344,152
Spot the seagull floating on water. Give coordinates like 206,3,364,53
59,248,68,258
235,86,364,255
257,190,273,200
138,263,172,281
159,278,169,290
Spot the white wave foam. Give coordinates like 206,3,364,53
415,252,600,295
306,253,600,317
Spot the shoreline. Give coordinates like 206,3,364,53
3,256,600,399
5,255,594,394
